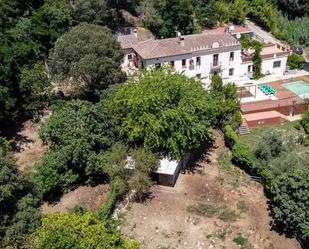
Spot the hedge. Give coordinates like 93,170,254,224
287,53,305,70
223,125,255,171
97,177,123,220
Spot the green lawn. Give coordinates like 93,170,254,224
239,121,308,152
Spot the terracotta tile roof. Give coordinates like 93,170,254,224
117,34,139,50
117,27,155,50
133,32,240,59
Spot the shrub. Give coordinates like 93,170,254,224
287,53,305,70
224,125,239,146
300,111,309,134
232,141,255,168
223,125,255,170
31,212,140,249
218,208,239,222
186,204,217,217
237,200,248,213
97,177,124,220
233,234,248,247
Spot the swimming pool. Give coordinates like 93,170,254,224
283,80,309,99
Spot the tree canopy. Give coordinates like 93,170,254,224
48,23,124,96
75,0,122,30
274,0,309,18
0,144,42,248
108,68,213,159
133,0,279,37
35,99,115,194
0,0,73,124
209,76,241,128
270,166,309,241
31,212,140,249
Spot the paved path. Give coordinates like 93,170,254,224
246,19,283,45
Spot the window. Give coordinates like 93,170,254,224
213,54,219,66
170,61,175,67
182,59,186,67
230,52,234,61
127,54,133,60
229,68,234,76
247,65,252,72
196,57,201,66
196,73,201,79
273,60,281,68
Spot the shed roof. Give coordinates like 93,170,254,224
155,158,179,175
124,156,179,176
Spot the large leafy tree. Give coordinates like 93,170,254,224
158,0,198,37
35,100,115,194
0,0,74,124
75,0,122,30
30,0,75,54
108,67,213,159
136,0,198,38
274,0,309,18
270,166,309,241
31,212,140,249
137,0,163,34
19,62,51,111
195,0,248,28
249,0,279,34
209,76,241,128
48,23,124,96
0,17,40,123
0,144,42,248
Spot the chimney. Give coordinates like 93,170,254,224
179,36,184,46
133,28,138,38
177,32,184,46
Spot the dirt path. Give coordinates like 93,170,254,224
41,184,110,214
13,117,49,170
122,133,300,249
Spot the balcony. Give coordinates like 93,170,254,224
210,61,222,71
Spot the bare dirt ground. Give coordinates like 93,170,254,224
122,133,300,249
13,117,49,170
41,184,110,214
9,116,110,214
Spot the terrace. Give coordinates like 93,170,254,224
239,76,309,127
242,44,290,62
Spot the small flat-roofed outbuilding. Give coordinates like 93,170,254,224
124,156,189,187
154,158,182,187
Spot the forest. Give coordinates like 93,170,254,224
0,0,309,248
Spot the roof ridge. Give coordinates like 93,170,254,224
145,40,161,58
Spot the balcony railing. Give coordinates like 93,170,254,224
210,61,222,71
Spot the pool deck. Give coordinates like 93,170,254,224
266,76,309,99
241,76,309,114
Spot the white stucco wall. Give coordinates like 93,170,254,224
261,56,287,75
140,46,243,83
121,48,134,67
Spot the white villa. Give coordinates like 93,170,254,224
117,26,290,86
